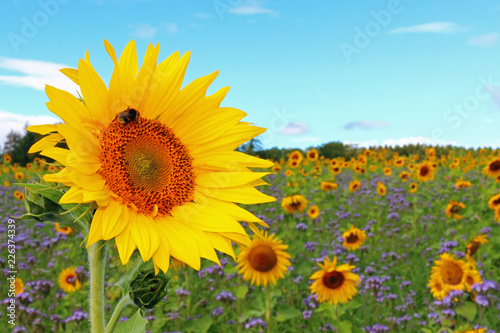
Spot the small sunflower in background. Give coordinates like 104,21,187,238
484,157,500,178
309,256,360,305
281,194,308,214
487,193,500,210
306,149,319,161
408,182,418,193
399,171,410,182
349,179,361,193
13,190,24,201
342,225,366,251
416,161,435,182
237,232,291,287
58,267,82,293
307,205,320,219
3,153,12,163
445,201,465,219
427,275,450,300
14,172,24,181
376,182,386,196
14,277,24,295
463,267,482,292
454,180,472,189
320,181,337,191
55,223,75,236
466,234,488,258
383,167,392,176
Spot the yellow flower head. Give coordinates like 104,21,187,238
377,182,386,196
320,181,337,191
445,201,465,219
342,225,367,251
309,256,360,305
237,232,291,287
408,182,417,193
427,275,451,300
349,179,361,192
306,149,319,161
281,194,308,214
14,277,24,295
416,161,435,182
58,267,82,293
307,205,320,219
27,40,275,274
485,157,500,178
430,253,470,297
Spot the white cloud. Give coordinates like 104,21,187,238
164,22,178,35
484,118,494,123
0,57,79,92
229,0,275,15
132,23,158,39
389,22,468,34
0,110,60,149
345,136,457,148
467,33,499,47
344,120,390,130
279,122,310,135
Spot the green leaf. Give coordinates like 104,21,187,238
150,317,168,332
113,310,148,333
236,284,248,299
455,301,477,322
338,320,352,333
276,305,301,322
238,309,265,323
184,315,212,333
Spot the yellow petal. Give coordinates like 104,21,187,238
151,242,171,275
205,232,235,259
130,213,160,262
193,151,274,169
28,133,63,153
100,201,126,240
115,228,137,265
46,85,91,125
104,40,118,65
197,185,276,205
78,58,111,123
60,68,79,85
172,204,247,235
40,147,69,165
159,218,201,270
27,124,57,135
87,209,104,247
196,171,271,188
58,186,85,204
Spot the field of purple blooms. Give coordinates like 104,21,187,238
1,153,500,333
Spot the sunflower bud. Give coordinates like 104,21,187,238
130,270,169,309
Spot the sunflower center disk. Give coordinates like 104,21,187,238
98,115,195,216
420,166,429,177
490,161,500,172
248,245,278,272
441,262,463,285
346,234,358,244
323,271,344,289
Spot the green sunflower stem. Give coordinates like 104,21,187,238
105,294,133,333
265,287,272,333
88,240,108,333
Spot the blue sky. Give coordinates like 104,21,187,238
1,0,500,150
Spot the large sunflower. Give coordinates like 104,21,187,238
309,256,360,305
58,267,82,293
27,40,275,274
236,232,291,287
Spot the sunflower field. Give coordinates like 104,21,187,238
1,145,500,333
